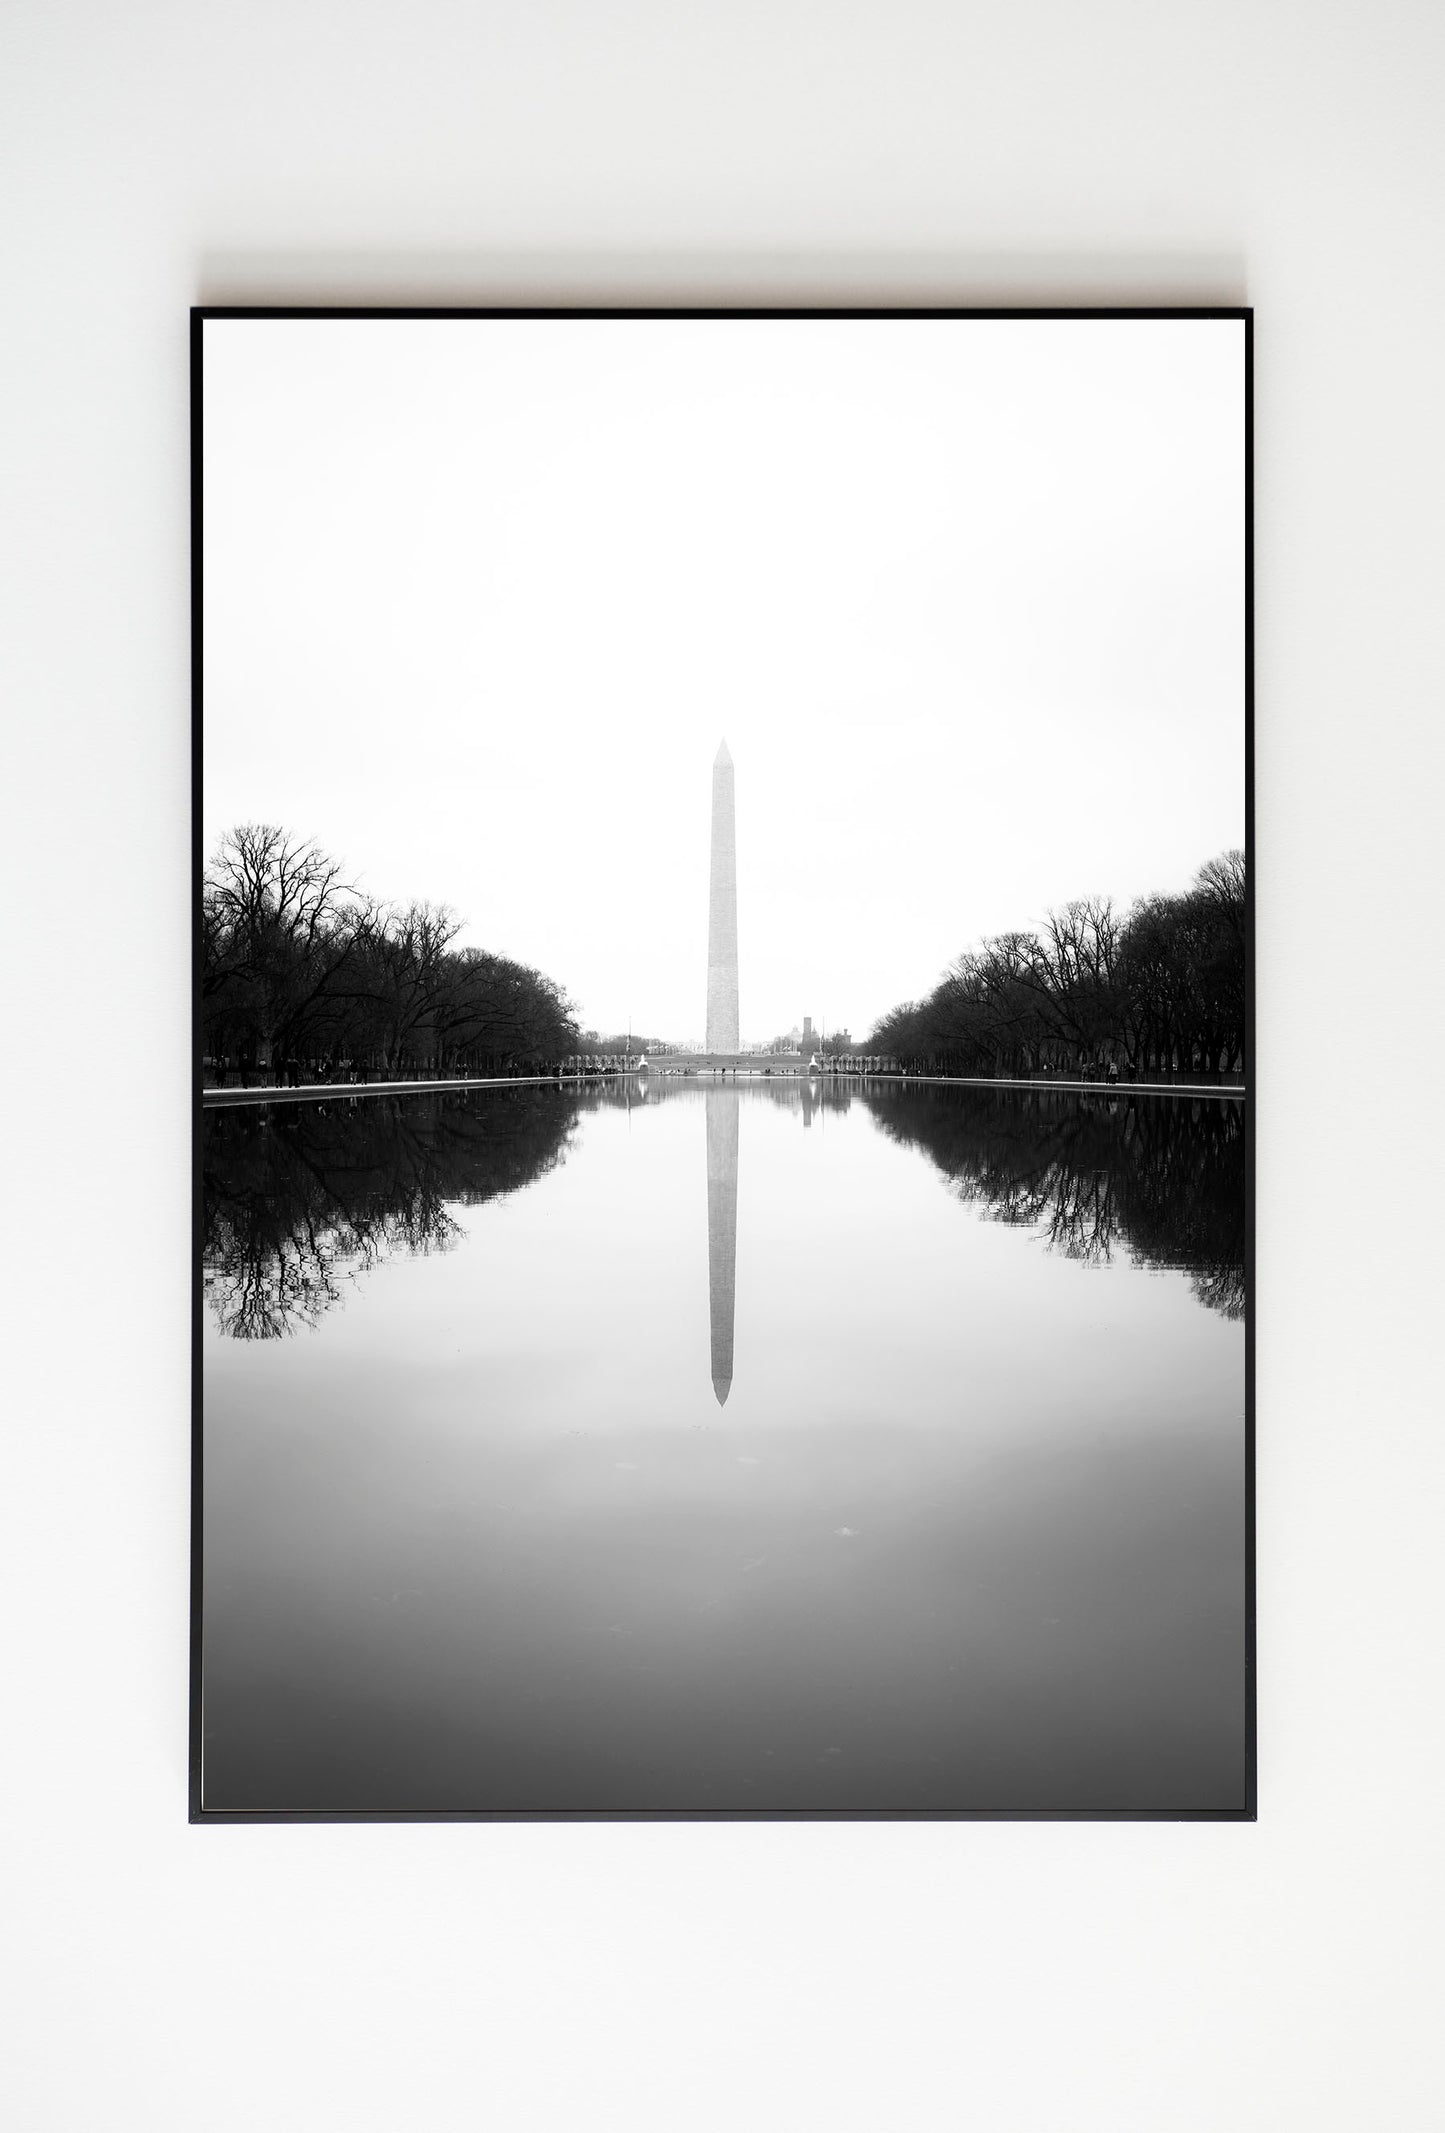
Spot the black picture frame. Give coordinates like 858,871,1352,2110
191,305,1253,1823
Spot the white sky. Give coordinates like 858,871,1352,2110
203,316,1244,1044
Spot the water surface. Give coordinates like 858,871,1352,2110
202,1079,1246,1814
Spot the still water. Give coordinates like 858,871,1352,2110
201,1078,1247,1814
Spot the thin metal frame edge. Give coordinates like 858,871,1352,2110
188,303,1256,1825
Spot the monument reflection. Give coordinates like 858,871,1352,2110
705,1086,739,1404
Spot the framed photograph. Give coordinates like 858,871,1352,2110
192,307,1252,1820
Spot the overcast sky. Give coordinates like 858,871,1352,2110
203,315,1244,1044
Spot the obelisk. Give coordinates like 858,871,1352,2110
706,739,739,1054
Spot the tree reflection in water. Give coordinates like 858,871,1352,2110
204,1078,1245,1341
865,1085,1245,1319
203,1088,577,1338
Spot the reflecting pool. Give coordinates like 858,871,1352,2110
200,1078,1247,1815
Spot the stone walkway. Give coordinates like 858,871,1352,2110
202,1074,558,1108
895,1074,1246,1098
202,1068,1246,1108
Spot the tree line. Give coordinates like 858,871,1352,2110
868,850,1246,1081
202,825,580,1083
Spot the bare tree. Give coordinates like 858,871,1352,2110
202,825,372,1076
362,901,464,1072
872,856,1245,1081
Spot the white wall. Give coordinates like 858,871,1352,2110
3,3,1441,2126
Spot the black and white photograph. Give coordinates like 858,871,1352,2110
195,309,1250,1818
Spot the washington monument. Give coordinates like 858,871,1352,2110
706,739,739,1051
